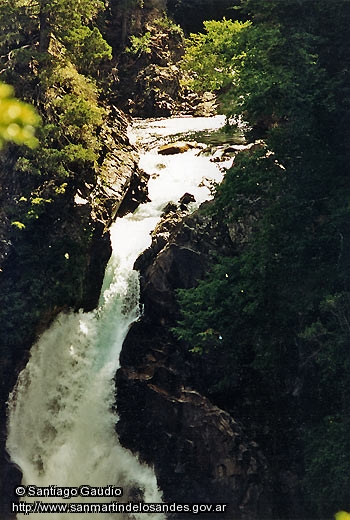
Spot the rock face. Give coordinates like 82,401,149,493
113,2,217,118
92,106,150,224
119,62,185,119
117,369,272,519
116,203,273,519
114,2,186,118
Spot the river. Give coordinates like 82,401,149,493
6,115,229,519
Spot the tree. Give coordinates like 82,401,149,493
176,1,350,516
0,0,111,83
0,0,112,325
0,0,112,186
181,18,250,93
0,82,39,149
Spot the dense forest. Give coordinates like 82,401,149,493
1,0,350,519
175,0,350,517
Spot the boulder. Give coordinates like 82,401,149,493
178,192,195,208
158,141,197,155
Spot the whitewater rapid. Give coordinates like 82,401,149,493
6,115,227,519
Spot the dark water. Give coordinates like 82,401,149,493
173,124,246,147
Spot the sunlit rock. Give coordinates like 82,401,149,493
158,141,197,155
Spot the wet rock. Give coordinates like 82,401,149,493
92,105,147,223
135,203,234,322
161,202,178,216
117,204,273,518
83,222,112,312
158,141,197,155
113,7,222,119
141,243,204,323
116,170,150,218
0,450,21,519
178,192,195,209
117,367,273,519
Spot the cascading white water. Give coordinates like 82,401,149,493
6,115,227,519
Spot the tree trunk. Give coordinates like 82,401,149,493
39,0,51,53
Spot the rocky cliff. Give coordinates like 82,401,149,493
116,202,273,519
108,0,216,118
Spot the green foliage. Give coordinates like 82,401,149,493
175,254,255,382
0,0,111,82
175,1,350,516
335,512,350,520
0,0,112,389
181,18,250,92
7,56,105,215
63,26,112,74
181,11,328,132
126,32,152,57
0,82,39,148
39,0,106,32
304,416,350,515
42,61,100,100
125,14,184,59
55,94,103,146
46,62,104,157
152,15,184,36
11,221,26,230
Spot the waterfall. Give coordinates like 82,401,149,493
6,115,227,519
